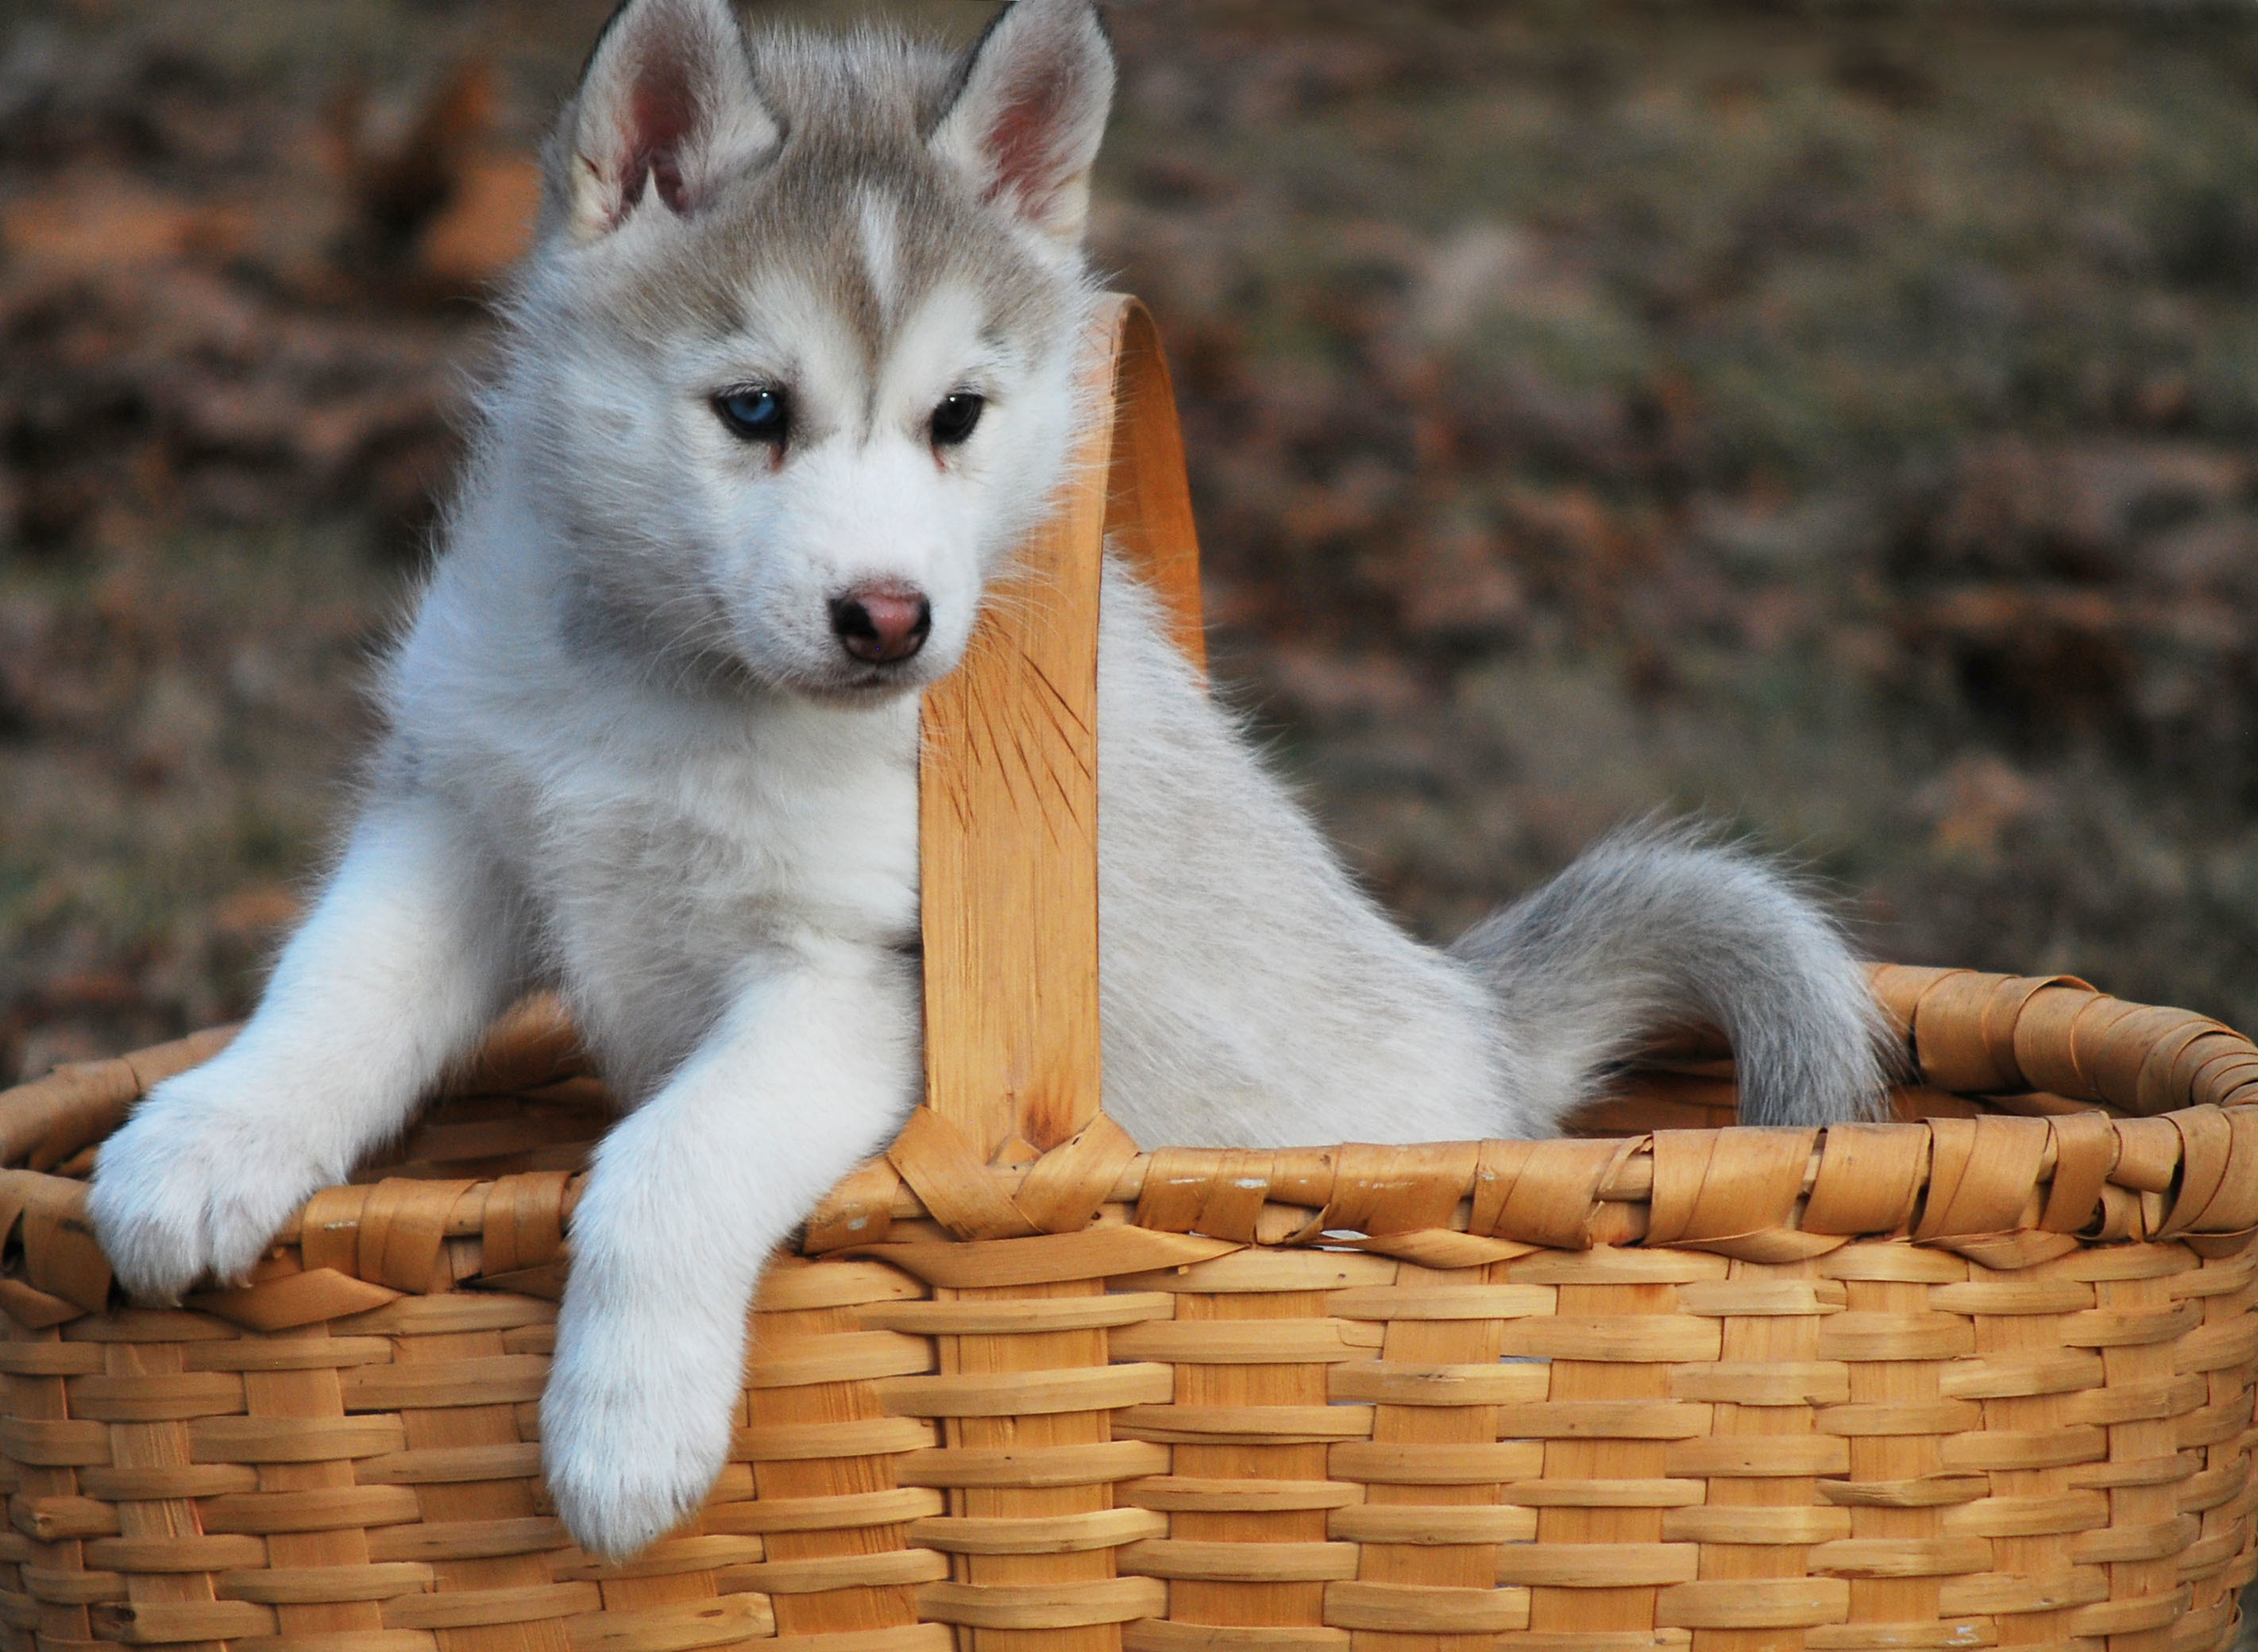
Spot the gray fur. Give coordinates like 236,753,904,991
1452,822,1893,1129
1090,566,1892,1151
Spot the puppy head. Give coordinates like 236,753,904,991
500,0,1114,701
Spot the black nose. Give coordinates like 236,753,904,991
830,585,932,664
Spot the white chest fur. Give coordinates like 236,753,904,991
402,612,924,1098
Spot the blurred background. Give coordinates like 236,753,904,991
6,0,2258,1083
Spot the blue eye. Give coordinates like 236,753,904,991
716,387,789,442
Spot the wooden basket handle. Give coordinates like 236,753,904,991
917,295,1203,1165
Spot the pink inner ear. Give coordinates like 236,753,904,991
982,69,1068,211
620,61,700,218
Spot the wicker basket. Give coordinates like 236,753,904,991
2,295,2256,1652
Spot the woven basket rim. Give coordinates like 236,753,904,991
0,962,2252,1334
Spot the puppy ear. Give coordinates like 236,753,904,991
929,0,1114,253
549,0,777,241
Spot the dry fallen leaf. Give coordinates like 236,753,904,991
418,153,542,288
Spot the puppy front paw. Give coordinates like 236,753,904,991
87,1063,337,1302
541,1296,743,1560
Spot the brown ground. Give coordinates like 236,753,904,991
8,0,2258,1086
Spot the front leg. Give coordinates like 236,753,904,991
89,792,523,1300
541,937,919,1559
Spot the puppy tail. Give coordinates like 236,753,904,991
1449,820,1895,1128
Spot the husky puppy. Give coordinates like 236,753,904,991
88,0,1886,1559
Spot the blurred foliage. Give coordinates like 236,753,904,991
7,0,2258,1079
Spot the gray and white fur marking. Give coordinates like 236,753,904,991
87,0,1890,1562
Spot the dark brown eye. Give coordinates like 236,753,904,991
930,392,985,446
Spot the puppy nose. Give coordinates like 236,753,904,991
829,585,932,664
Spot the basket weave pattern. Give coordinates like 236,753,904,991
0,983,2254,1651
1,299,2254,1652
